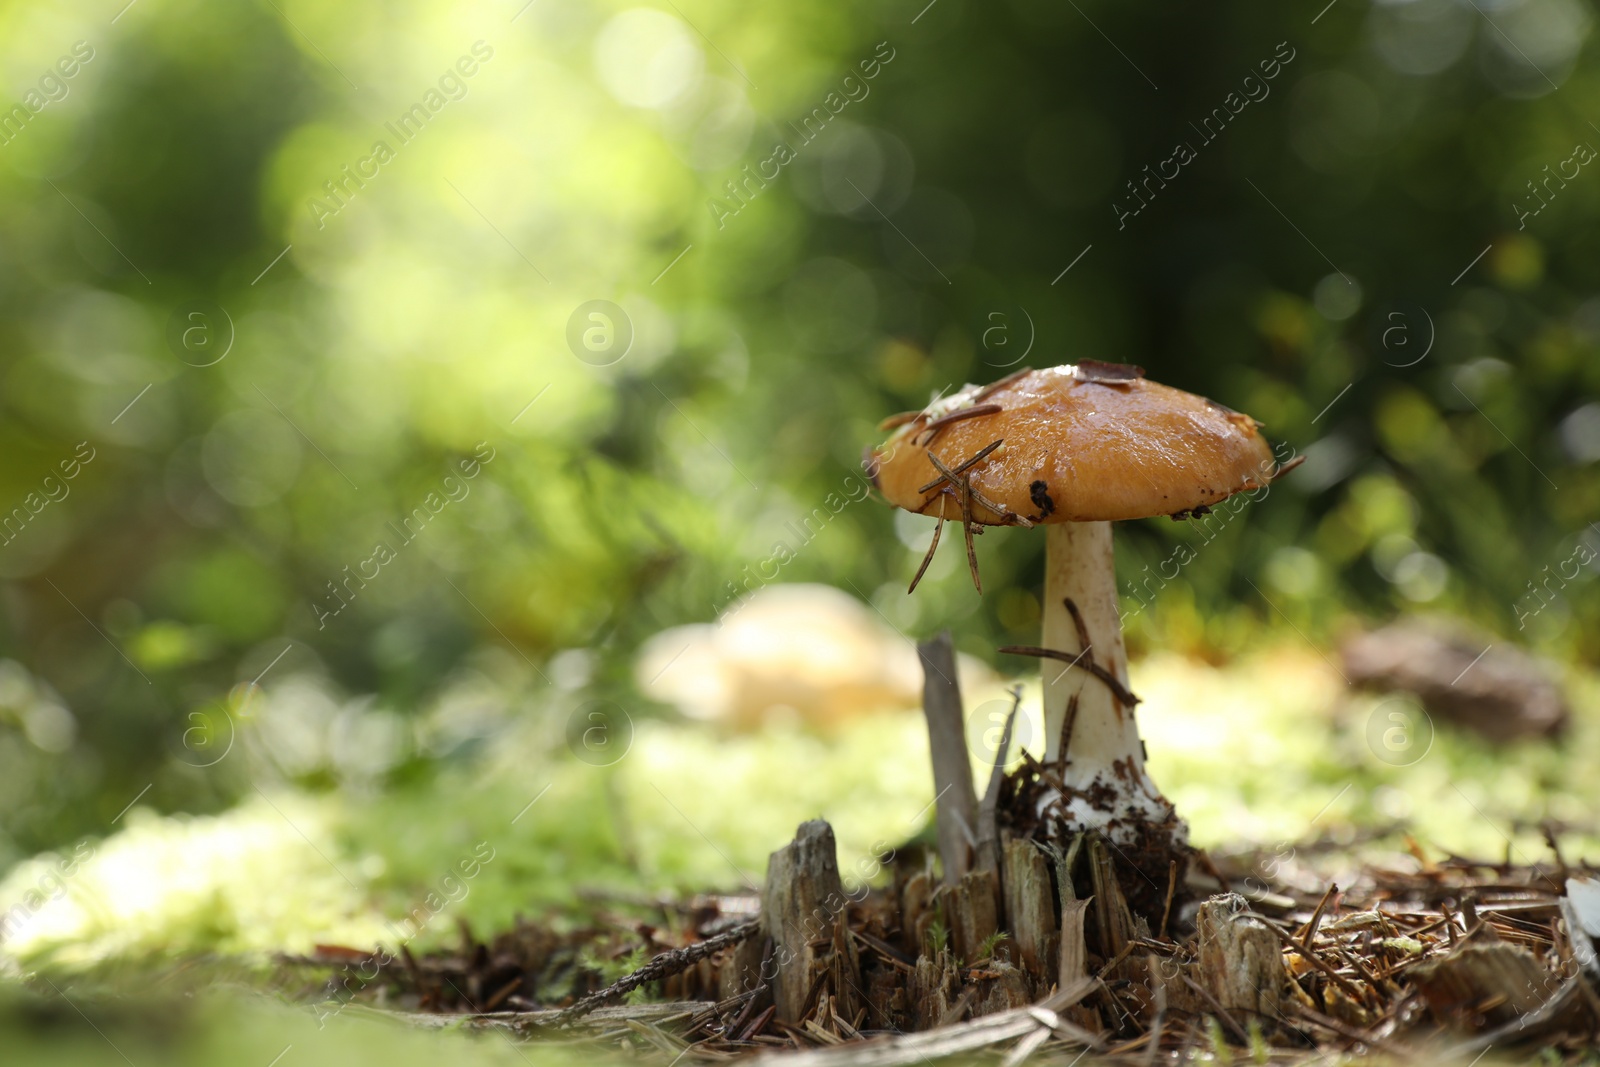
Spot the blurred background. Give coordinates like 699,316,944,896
1,0,1599,1006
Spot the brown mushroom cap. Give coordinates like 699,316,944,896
868,363,1282,525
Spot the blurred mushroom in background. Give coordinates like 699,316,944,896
1342,618,1569,742
634,583,1000,732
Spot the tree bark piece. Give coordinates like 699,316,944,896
900,870,935,960
1002,837,1057,982
975,694,1020,878
1057,897,1102,1035
949,868,1000,965
762,820,861,1024
918,632,979,888
1059,898,1092,988
718,934,769,1002
909,952,965,1030
1087,835,1135,964
1194,893,1286,1029
974,961,1033,1016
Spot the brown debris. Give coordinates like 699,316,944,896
1075,360,1145,384
907,439,1015,594
919,444,1033,594
996,644,1141,709
1342,618,1570,741
1001,838,1056,983
278,829,1600,1065
946,868,1000,966
276,695,1600,1067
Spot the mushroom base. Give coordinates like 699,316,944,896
1001,766,1192,927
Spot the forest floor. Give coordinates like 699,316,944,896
5,645,1600,1064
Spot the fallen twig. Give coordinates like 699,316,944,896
547,919,762,1027
996,645,1140,708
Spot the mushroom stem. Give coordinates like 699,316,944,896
1041,521,1181,840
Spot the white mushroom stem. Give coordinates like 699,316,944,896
1041,521,1183,842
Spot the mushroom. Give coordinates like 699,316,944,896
866,362,1294,869
634,583,1003,731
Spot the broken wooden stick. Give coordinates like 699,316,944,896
547,919,761,1026
1194,893,1285,1029
1001,837,1057,983
917,632,978,888
762,820,862,1024
974,688,1021,877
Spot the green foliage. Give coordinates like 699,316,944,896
1247,1021,1270,1065
1205,1016,1233,1065
971,929,1006,964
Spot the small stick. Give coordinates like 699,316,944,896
484,975,523,1012
996,645,1140,708
1159,860,1179,941
546,919,761,1026
908,518,945,594
919,633,979,889
725,985,764,1038
925,449,1032,529
1179,974,1250,1046
797,966,831,1023
1300,882,1339,949
1058,693,1080,760
1271,454,1306,481
961,503,981,593
738,1004,776,1042
1144,960,1167,1067
917,402,1003,445
1258,918,1365,1001
1543,821,1571,884
850,928,915,971
1062,597,1095,664
1095,940,1138,981
924,451,984,592
916,439,1005,494
1333,945,1385,995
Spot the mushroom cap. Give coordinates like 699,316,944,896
867,363,1282,525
